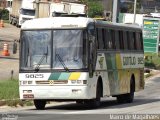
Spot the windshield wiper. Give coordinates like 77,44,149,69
35,47,48,72
56,53,69,72
25,48,29,67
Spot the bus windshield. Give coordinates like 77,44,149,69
20,29,88,71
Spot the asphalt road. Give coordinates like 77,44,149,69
0,74,160,120
0,23,20,80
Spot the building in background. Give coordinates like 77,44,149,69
0,0,7,9
141,0,160,13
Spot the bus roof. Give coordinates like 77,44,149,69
95,20,142,31
21,17,94,29
21,17,142,31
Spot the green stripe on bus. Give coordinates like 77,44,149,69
106,53,117,70
49,73,61,80
58,73,71,80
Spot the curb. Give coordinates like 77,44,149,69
0,100,6,106
0,99,22,107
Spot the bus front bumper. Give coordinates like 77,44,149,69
19,85,94,100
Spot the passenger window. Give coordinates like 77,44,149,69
123,31,128,50
97,28,104,49
115,30,120,50
119,30,124,50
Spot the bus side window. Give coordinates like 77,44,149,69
129,32,137,50
104,29,109,49
115,30,120,50
97,28,104,49
106,29,112,49
102,29,107,49
123,31,128,50
126,31,130,50
133,32,137,50
136,32,143,50
119,30,124,50
110,29,116,50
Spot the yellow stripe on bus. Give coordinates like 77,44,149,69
69,72,81,80
116,54,122,69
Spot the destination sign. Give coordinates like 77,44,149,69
121,54,144,68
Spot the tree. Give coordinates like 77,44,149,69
80,0,104,18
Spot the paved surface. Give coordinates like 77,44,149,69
0,23,20,80
0,74,160,120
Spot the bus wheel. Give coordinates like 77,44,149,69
34,100,46,110
87,81,101,108
76,100,84,104
126,78,135,103
116,95,125,103
116,78,135,103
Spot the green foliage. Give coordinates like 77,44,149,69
25,100,34,106
0,9,9,20
87,1,104,18
144,73,152,78
6,99,33,107
0,79,19,100
144,54,160,69
145,60,156,69
79,0,104,18
0,79,34,107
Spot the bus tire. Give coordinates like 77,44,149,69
126,78,135,103
87,81,101,108
116,78,135,103
34,100,46,110
76,100,84,104
116,94,125,103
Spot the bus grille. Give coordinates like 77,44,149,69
36,80,68,85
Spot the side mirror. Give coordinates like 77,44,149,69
13,41,17,54
89,40,94,78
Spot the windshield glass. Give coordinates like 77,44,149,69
21,31,51,70
20,29,88,71
53,30,88,69
20,8,35,16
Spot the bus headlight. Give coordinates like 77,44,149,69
23,90,32,93
77,80,82,84
20,81,33,85
71,80,76,84
28,81,33,85
23,81,27,85
70,80,87,84
83,80,87,84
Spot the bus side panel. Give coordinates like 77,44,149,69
97,52,144,96
95,52,110,96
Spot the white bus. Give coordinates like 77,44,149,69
18,17,144,109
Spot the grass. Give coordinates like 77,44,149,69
0,79,19,100
145,53,160,70
0,79,33,107
144,73,153,78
